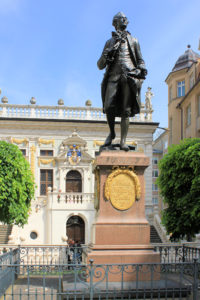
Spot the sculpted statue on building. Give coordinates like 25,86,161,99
145,87,154,111
97,12,147,151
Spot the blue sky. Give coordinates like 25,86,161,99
0,0,199,129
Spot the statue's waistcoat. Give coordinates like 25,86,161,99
109,39,136,77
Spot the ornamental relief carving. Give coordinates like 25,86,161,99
38,138,55,147
30,145,36,177
38,158,56,167
11,137,29,145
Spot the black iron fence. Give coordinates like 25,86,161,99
154,244,200,263
0,260,199,299
0,244,200,299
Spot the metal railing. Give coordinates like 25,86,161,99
0,260,199,299
154,244,200,263
1,244,200,264
0,245,88,265
1,244,200,299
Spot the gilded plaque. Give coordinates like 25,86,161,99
105,168,141,211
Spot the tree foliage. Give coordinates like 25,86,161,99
157,138,200,241
0,141,35,226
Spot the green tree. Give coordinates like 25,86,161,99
157,138,200,241
0,141,35,225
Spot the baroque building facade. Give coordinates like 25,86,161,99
0,97,159,245
166,45,200,145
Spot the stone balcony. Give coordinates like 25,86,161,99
34,190,95,212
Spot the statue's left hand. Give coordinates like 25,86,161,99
140,68,148,77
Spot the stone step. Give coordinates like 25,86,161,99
150,225,162,243
0,225,12,244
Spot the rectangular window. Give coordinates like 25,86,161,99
95,151,100,157
152,158,158,165
177,80,185,97
152,184,158,191
186,104,191,126
40,169,53,195
20,149,26,156
152,170,159,177
152,197,158,205
40,150,53,156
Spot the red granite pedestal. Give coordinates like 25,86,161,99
87,151,160,281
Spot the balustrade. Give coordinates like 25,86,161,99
56,192,94,204
0,103,152,122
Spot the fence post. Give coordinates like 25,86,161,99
193,258,198,300
16,245,21,278
89,259,94,300
182,244,186,262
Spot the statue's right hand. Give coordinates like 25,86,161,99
104,47,114,58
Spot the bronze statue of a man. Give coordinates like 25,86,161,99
97,12,147,150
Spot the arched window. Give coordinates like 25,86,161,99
66,216,85,244
66,170,82,193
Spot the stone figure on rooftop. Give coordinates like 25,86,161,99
97,12,147,151
145,87,154,111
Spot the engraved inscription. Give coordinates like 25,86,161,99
98,156,149,166
110,174,135,210
104,168,141,211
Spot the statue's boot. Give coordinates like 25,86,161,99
120,117,129,151
104,132,116,146
103,113,116,146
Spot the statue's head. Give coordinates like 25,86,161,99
112,12,129,30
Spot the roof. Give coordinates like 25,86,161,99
172,45,200,72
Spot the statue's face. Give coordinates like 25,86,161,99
115,16,128,31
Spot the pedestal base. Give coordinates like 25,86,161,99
87,246,160,281
88,151,161,282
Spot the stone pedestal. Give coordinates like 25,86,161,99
87,151,160,281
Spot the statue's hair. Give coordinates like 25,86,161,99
112,12,129,28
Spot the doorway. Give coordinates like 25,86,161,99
66,216,85,244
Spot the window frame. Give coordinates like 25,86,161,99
152,183,158,191
152,158,158,165
186,103,191,126
40,169,53,196
152,170,159,178
40,150,54,157
152,197,158,205
177,80,185,97
20,149,26,156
